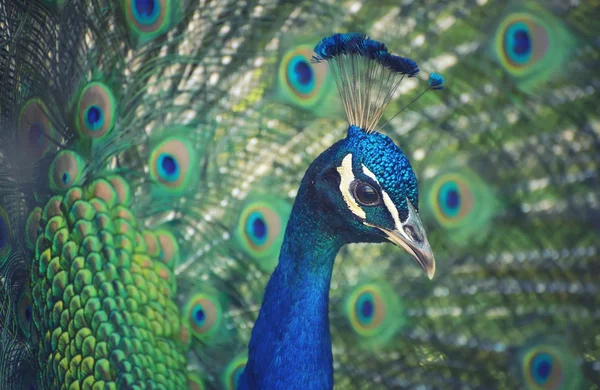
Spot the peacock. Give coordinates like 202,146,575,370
239,33,440,390
1,0,599,389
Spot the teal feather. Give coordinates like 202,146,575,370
0,0,599,389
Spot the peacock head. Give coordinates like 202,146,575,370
302,33,444,279
306,124,435,279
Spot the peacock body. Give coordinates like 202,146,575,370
1,0,599,389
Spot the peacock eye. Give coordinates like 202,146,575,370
352,181,380,206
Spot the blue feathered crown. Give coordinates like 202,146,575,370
313,33,443,133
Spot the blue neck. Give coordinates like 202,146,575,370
239,196,343,390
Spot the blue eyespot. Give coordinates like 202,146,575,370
48,150,86,193
504,22,532,65
185,294,222,340
245,211,268,246
520,342,579,389
62,172,71,185
149,136,196,191
76,82,116,139
252,217,267,239
445,189,460,209
132,0,160,25
236,198,291,273
84,105,105,131
193,304,206,327
355,292,375,326
345,283,403,345
294,61,312,85
20,99,54,157
513,29,531,55
530,352,552,385
157,153,179,182
287,55,315,96
17,289,32,337
438,181,461,218
361,299,373,318
278,45,333,110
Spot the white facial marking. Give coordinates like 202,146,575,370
361,164,402,231
338,154,366,218
361,164,378,182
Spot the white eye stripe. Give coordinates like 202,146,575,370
361,164,402,231
361,164,378,182
337,154,366,218
382,191,402,231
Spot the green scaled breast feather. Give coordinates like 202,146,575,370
28,176,188,388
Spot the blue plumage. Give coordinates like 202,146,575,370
313,33,388,61
313,33,419,76
240,33,439,386
312,33,429,133
377,54,420,76
241,122,435,388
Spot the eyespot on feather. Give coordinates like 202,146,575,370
149,136,199,193
278,44,332,109
234,196,291,273
123,0,174,43
343,281,405,347
75,82,117,139
430,173,475,227
184,293,223,340
491,4,576,91
498,15,548,72
346,284,388,336
424,168,498,246
48,151,87,193
17,287,33,338
520,341,582,390
19,98,56,158
222,354,247,390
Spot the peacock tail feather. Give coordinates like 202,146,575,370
1,0,599,389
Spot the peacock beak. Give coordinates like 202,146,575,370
378,225,436,280
365,199,436,279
